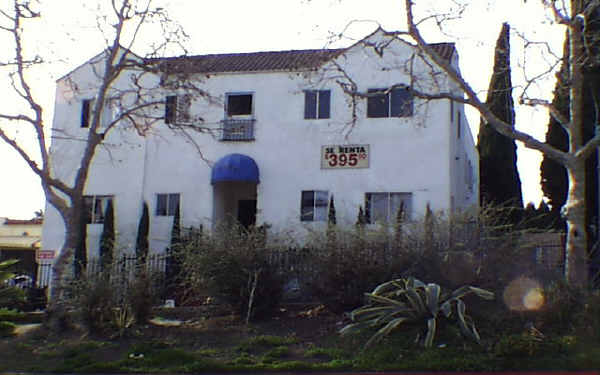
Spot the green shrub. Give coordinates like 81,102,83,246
0,308,25,322
262,345,290,360
494,334,572,359
0,320,16,337
537,279,588,333
0,259,26,309
142,348,198,367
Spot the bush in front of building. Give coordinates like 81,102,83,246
305,205,547,313
64,259,165,335
177,223,284,321
304,226,405,312
0,259,26,310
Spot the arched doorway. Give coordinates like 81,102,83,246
211,154,259,229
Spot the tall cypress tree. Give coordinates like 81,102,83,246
327,195,337,249
540,36,569,229
136,202,150,262
477,22,523,214
328,195,337,226
99,199,115,267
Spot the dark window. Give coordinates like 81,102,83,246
365,192,412,224
81,99,93,128
300,190,328,221
367,89,389,118
83,195,112,224
165,95,177,124
227,94,253,116
165,95,191,124
304,90,330,119
457,111,461,139
390,87,413,117
156,193,180,216
367,86,413,118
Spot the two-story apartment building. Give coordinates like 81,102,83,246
41,28,478,261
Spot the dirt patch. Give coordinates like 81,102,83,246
0,302,347,372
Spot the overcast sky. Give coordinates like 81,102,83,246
0,0,565,219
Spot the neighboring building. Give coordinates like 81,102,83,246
42,28,478,262
0,217,42,284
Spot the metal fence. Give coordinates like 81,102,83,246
26,231,567,308
34,252,172,288
219,119,255,141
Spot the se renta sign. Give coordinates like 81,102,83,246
36,250,56,261
321,144,369,169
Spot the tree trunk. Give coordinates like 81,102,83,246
565,159,589,286
564,0,589,286
45,203,84,329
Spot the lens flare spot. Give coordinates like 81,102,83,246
503,277,544,311
523,288,544,310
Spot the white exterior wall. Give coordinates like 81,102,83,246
42,31,478,259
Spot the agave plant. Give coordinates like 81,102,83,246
340,277,494,348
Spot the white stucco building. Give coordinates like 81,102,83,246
42,28,478,260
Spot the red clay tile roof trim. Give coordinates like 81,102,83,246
3,218,43,225
151,43,454,74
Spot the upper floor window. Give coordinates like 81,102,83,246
156,193,180,216
226,93,253,117
457,110,461,139
81,99,93,128
165,95,191,124
304,90,330,119
367,86,413,118
300,190,328,222
83,195,113,224
365,192,412,224
81,98,116,129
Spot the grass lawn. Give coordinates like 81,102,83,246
1,302,599,373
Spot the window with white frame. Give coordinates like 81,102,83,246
165,95,192,124
304,90,331,119
365,192,412,223
300,190,328,221
156,193,180,216
367,86,413,118
83,195,113,224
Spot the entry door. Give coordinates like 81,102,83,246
237,200,257,229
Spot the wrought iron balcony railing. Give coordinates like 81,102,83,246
220,118,255,141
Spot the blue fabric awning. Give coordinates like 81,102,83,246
211,153,259,184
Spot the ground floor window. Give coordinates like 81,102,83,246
301,190,328,221
156,193,180,216
365,192,412,224
83,195,113,224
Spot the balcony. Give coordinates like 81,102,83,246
220,118,255,141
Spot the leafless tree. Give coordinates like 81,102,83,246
0,0,209,324
311,1,598,286
400,0,599,286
